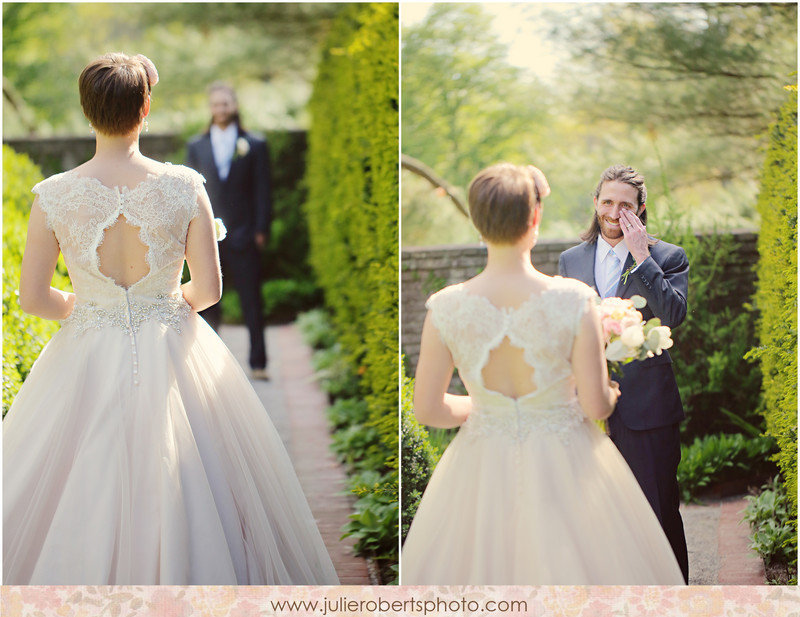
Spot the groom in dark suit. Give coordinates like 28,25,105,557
559,164,690,582
187,82,271,379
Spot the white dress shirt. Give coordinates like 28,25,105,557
594,236,631,297
209,124,238,181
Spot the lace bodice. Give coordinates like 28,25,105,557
32,166,205,382
426,277,598,442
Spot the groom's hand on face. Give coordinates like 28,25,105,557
620,208,650,264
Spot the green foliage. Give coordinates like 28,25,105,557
747,91,798,526
260,278,322,324
553,4,796,135
425,427,458,455
305,3,398,580
326,397,370,430
342,469,399,583
218,289,243,324
658,223,762,441
220,277,321,326
296,308,337,350
744,476,797,583
677,433,777,503
400,366,440,543
311,344,360,400
330,422,382,470
2,145,71,417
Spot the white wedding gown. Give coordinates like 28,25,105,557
3,166,339,585
402,278,685,585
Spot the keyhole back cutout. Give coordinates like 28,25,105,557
97,215,150,289
481,336,537,399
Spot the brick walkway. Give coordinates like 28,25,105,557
717,497,765,584
219,324,372,585
681,495,765,584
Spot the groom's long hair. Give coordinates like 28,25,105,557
580,165,658,246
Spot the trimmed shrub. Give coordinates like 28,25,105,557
400,366,439,544
747,90,798,521
304,3,399,581
2,145,71,417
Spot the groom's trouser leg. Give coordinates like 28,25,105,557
608,418,690,583
228,245,267,370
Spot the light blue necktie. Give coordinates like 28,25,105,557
603,251,621,298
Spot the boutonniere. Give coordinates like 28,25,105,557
233,137,250,161
621,260,638,284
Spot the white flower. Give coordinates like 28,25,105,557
620,324,645,349
214,218,227,241
606,339,634,362
646,325,673,354
235,137,250,158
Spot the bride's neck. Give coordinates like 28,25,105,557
483,241,537,276
92,130,143,163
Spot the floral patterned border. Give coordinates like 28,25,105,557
2,585,798,617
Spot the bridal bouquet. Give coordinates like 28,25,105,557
597,295,673,378
214,218,227,242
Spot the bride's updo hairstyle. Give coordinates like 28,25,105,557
79,53,154,136
468,163,550,244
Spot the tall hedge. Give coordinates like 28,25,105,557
400,365,438,544
748,91,797,517
2,145,71,417
304,0,399,565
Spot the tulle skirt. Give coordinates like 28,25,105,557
3,313,339,585
401,417,685,585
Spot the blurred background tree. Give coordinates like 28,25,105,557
402,4,550,190
3,2,343,136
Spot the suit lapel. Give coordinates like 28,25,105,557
198,135,222,185
579,242,599,294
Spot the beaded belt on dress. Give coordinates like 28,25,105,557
460,398,586,444
61,292,191,386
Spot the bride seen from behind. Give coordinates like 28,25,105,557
401,162,685,584
4,52,339,585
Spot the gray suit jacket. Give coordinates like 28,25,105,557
559,238,689,430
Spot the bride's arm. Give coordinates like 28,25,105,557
413,310,471,428
19,197,75,320
182,189,222,311
572,299,620,420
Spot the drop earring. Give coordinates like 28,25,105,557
144,119,149,133
89,123,94,134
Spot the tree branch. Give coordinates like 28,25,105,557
401,154,469,218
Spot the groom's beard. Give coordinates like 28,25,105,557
598,215,624,241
